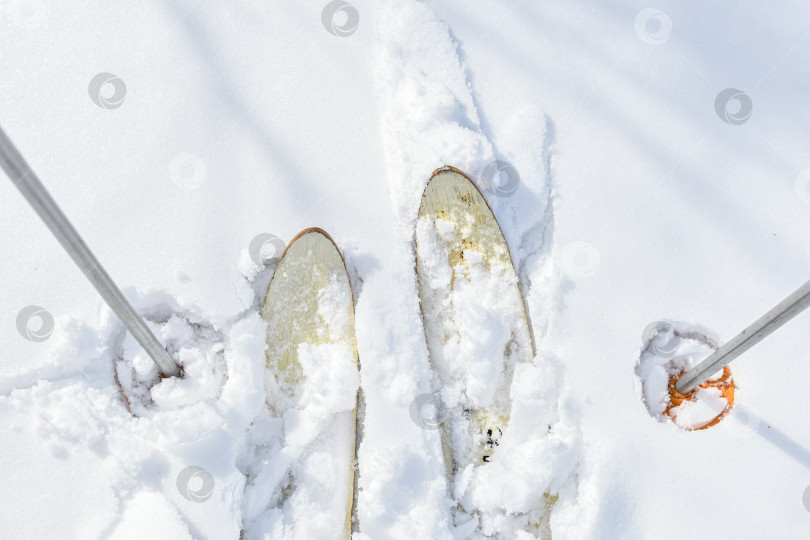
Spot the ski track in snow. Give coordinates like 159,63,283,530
367,0,581,537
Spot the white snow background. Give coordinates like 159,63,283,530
2,0,810,538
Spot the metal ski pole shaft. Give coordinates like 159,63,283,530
0,125,180,377
676,279,810,394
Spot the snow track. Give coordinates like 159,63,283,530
370,1,580,537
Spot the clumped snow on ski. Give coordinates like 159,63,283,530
416,182,578,537
239,234,359,539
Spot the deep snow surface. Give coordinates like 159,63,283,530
2,1,810,539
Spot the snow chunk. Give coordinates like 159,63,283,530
297,342,360,418
116,311,227,416
110,491,192,540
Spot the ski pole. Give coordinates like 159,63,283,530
0,124,180,378
676,278,810,394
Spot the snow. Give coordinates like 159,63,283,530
238,337,359,539
116,304,228,414
2,0,810,539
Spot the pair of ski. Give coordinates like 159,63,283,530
259,167,548,538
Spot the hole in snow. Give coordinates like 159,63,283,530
634,321,734,430
114,306,227,417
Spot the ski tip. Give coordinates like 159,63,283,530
287,226,338,247
266,226,356,313
269,227,347,280
423,166,492,215
430,164,471,180
279,227,340,260
273,227,354,297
